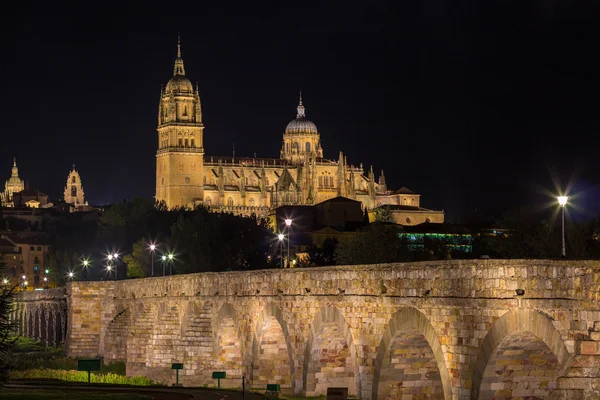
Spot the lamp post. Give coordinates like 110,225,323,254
67,272,74,281
285,218,292,268
161,255,167,276
168,253,174,275
113,253,119,280
82,259,89,281
277,234,284,268
558,195,568,258
149,243,156,277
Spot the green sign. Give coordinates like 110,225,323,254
212,371,226,379
77,359,101,383
78,359,101,371
266,384,281,392
171,363,184,370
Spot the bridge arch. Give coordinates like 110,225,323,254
471,308,573,399
251,303,295,392
373,307,451,400
302,306,359,397
214,303,243,380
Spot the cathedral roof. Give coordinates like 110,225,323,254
285,93,318,135
6,158,23,186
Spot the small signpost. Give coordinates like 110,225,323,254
171,363,183,386
212,371,226,388
77,359,101,383
265,383,281,398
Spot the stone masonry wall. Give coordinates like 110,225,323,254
16,260,600,399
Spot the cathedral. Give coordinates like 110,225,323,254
155,40,444,224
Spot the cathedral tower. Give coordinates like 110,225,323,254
1,158,24,207
156,37,205,209
280,92,323,164
64,164,86,206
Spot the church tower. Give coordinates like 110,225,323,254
155,37,205,209
64,164,86,206
1,158,24,207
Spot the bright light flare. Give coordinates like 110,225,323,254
67,272,74,279
107,254,113,261
149,243,156,251
2,278,8,284
285,218,292,227
167,253,174,260
83,259,90,267
558,196,568,207
277,233,284,241
161,255,167,261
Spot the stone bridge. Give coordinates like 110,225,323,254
13,287,67,347
15,260,600,399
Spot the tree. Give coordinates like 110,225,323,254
124,238,152,278
308,238,338,266
335,223,408,265
0,259,16,382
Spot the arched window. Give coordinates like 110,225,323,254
329,177,334,187
71,186,77,197
249,198,255,206
71,176,76,183
227,197,234,206
318,176,323,187
178,138,183,147
292,142,299,153
286,143,289,153
205,197,211,206
184,139,189,147
191,139,195,148
305,142,311,153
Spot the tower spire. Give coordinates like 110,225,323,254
173,34,185,76
13,157,16,167
296,91,306,118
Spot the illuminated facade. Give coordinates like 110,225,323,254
155,40,444,223
1,158,25,208
63,164,87,207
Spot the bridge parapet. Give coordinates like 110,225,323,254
12,260,600,399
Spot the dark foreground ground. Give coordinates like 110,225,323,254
3,382,267,400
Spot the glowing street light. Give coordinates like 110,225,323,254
284,219,292,268
22,275,26,280
2,278,8,285
558,195,569,258
107,254,114,261
149,243,157,277
161,255,167,276
277,233,284,268
67,271,74,280
167,253,174,275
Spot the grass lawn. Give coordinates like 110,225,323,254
0,388,152,400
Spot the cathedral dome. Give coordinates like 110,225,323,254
165,74,194,94
285,95,318,135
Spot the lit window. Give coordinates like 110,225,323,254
227,197,234,206
305,142,311,153
206,197,211,206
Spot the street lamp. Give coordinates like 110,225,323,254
149,243,157,277
43,276,48,289
284,218,292,268
167,253,174,275
82,259,90,281
67,271,74,280
277,233,284,269
161,255,167,276
558,195,568,258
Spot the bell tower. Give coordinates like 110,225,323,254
155,37,205,209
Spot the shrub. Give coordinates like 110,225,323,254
10,369,157,386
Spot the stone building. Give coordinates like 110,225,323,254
1,158,25,207
155,40,444,222
63,164,87,207
0,232,52,288
12,188,49,208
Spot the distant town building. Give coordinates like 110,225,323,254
12,188,49,208
154,39,444,221
0,232,52,289
369,187,445,226
1,158,25,208
63,164,88,208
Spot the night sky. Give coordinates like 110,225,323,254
1,2,599,222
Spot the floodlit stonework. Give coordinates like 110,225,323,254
15,259,600,399
63,164,87,206
154,40,443,223
1,158,24,207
